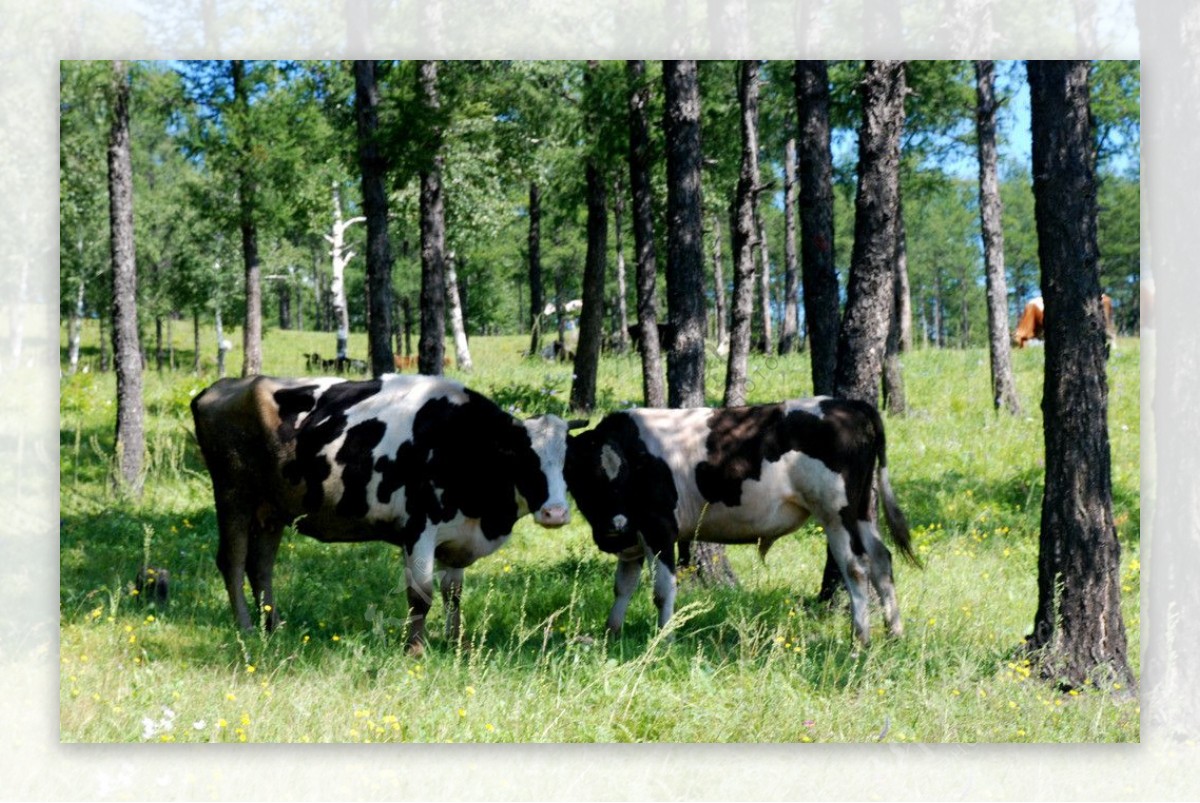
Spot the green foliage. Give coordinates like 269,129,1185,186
59,322,1139,743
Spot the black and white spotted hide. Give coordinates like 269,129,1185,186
191,373,572,653
565,397,919,645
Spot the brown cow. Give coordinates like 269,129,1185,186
1013,295,1115,354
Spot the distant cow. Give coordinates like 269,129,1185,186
191,373,573,653
564,398,919,645
1013,294,1116,354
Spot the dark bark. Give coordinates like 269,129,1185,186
417,60,446,376
155,313,164,372
794,60,839,396
821,60,905,603
570,163,608,413
277,281,291,330
663,59,707,410
627,60,665,408
975,60,1021,415
356,59,395,379
666,59,735,586
1025,60,1132,690
232,60,262,377
725,61,760,408
108,60,144,495
528,181,544,356
834,60,906,408
779,137,800,355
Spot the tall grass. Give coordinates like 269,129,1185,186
58,322,1140,742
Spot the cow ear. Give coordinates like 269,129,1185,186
567,418,590,431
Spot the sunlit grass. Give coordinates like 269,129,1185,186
58,322,1140,742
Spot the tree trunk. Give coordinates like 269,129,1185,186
1026,59,1132,690
417,60,447,376
665,59,735,586
710,212,728,354
554,262,567,351
663,59,708,410
98,309,110,372
975,60,1021,415
215,306,228,378
278,282,291,330
779,137,800,355
612,177,631,354
528,181,544,357
725,61,761,408
834,60,905,408
108,59,144,495
295,273,303,331
627,59,665,408
154,299,164,373
68,277,84,374
232,60,263,377
895,210,913,353
570,162,607,412
821,60,905,603
794,60,839,396
883,201,907,416
445,253,473,371
356,59,395,378
327,184,363,365
755,205,774,354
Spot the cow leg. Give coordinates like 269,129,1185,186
823,515,873,646
214,503,254,631
403,529,437,656
647,544,678,631
859,519,902,637
246,516,283,631
440,566,465,646
606,547,644,635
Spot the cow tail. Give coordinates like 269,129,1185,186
873,410,921,569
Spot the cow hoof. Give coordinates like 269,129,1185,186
406,640,426,658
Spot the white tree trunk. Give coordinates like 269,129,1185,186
445,254,473,371
325,183,365,363
613,183,631,352
215,305,228,379
68,276,84,374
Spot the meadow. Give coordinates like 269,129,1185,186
58,324,1140,743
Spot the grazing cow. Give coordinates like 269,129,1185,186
1013,294,1116,354
564,397,919,645
191,373,573,653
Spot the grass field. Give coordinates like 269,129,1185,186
58,323,1140,742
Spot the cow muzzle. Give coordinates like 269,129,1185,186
535,504,570,528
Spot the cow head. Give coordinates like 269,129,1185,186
517,414,573,528
564,425,638,547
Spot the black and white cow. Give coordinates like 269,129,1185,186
191,373,573,653
564,397,920,645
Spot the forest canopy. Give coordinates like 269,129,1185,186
59,60,1140,358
